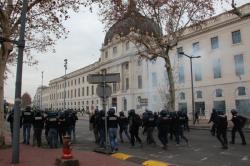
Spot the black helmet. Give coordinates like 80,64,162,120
217,110,225,115
129,109,135,115
119,111,124,116
160,110,167,116
108,108,115,115
231,109,237,115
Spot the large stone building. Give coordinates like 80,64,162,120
33,3,250,118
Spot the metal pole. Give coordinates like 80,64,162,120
12,0,29,163
102,72,109,150
41,71,43,109
63,59,67,110
190,58,195,124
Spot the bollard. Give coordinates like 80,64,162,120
61,135,73,159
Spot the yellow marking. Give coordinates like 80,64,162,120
111,153,131,160
142,160,171,166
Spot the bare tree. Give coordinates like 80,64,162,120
0,0,88,146
87,0,219,111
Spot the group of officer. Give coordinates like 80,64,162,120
208,109,247,149
7,106,78,148
90,108,190,151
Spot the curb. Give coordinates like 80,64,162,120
110,153,175,166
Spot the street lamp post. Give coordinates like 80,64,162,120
41,71,44,109
179,51,201,124
12,0,29,163
63,59,67,110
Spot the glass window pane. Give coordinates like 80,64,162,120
211,36,219,49
234,54,244,76
232,30,241,44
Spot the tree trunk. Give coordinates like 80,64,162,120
164,53,175,112
0,42,12,146
0,48,6,146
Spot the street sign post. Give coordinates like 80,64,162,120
87,73,120,153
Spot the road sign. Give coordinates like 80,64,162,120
139,98,148,106
87,73,120,84
96,83,112,98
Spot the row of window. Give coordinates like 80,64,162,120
50,86,95,100
178,54,245,83
179,86,247,100
177,30,241,57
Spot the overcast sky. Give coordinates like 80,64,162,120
4,0,250,103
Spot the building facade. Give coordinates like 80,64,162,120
33,4,250,118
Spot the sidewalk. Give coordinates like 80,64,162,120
0,132,140,166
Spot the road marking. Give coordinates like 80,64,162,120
194,148,201,152
142,160,171,166
200,157,208,161
241,155,248,161
111,153,131,160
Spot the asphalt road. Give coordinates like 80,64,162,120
73,115,250,166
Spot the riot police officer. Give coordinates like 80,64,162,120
157,110,171,149
107,108,119,152
128,109,142,147
22,106,34,145
33,110,44,147
208,108,217,136
144,111,156,145
97,110,106,147
215,110,228,149
118,111,130,143
58,111,66,144
230,109,247,145
46,112,59,148
177,111,189,145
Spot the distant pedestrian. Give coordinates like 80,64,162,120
230,109,247,145
215,111,228,149
194,111,199,124
208,109,217,136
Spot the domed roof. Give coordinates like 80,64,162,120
104,10,162,46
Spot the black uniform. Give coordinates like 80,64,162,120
128,109,142,147
33,111,44,147
144,111,156,144
107,109,119,152
177,111,188,144
46,112,59,148
230,110,246,145
157,110,171,149
22,107,34,144
215,111,228,149
118,112,130,143
57,112,66,144
90,110,99,144
208,109,217,136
